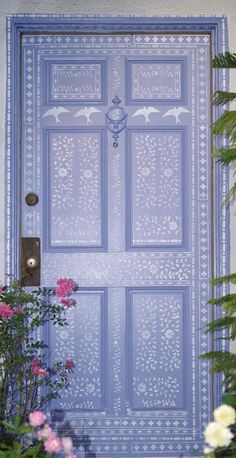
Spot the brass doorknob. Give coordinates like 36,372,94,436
26,257,38,269
25,193,39,206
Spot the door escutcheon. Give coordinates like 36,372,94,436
21,237,40,286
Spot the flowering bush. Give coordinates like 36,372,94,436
0,411,76,457
204,403,236,456
0,279,78,440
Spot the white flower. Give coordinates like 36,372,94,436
204,421,233,448
213,404,236,427
137,383,147,393
85,383,95,394
164,329,174,339
163,167,173,177
83,169,93,179
141,330,151,340
168,221,178,231
140,167,151,177
204,446,214,455
58,167,68,177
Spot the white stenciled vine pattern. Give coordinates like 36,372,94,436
50,132,101,246
132,131,182,245
132,63,181,100
133,376,180,408
53,293,103,411
51,63,102,101
131,292,182,408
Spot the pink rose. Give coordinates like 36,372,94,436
0,303,14,318
32,367,49,377
65,359,74,370
37,423,54,440
29,411,46,427
31,358,41,368
61,298,73,308
44,436,62,453
61,436,73,453
55,278,77,297
0,286,3,294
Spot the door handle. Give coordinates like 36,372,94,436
21,237,40,286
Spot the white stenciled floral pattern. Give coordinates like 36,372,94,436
42,252,192,285
51,63,102,101
133,376,180,408
51,134,74,210
53,292,103,411
50,132,102,246
131,131,182,245
159,295,181,371
131,63,181,100
113,55,121,90
131,291,182,408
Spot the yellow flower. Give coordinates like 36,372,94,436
213,404,236,427
204,421,233,448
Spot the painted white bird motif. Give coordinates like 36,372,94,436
42,106,70,124
74,107,101,125
132,106,160,124
163,106,190,124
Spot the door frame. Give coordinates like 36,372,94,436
5,14,229,405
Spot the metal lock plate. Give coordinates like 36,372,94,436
25,193,39,206
21,237,40,286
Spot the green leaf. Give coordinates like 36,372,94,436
1,420,16,430
208,293,236,304
18,425,32,434
13,415,21,427
213,110,236,141
221,393,236,407
213,147,236,166
212,52,236,68
205,316,236,333
211,273,236,285
213,90,236,105
224,182,236,205
24,446,41,456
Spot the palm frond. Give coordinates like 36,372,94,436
212,147,236,165
205,316,236,334
212,52,236,68
211,273,236,285
213,111,236,141
224,182,236,204
213,90,236,105
208,293,236,305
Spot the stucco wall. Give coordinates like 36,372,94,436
0,0,236,283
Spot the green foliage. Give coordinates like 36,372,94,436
0,416,49,457
201,52,236,397
212,52,236,68
213,90,236,105
213,111,236,143
0,281,76,441
213,147,236,166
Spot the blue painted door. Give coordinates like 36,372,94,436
21,31,211,456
